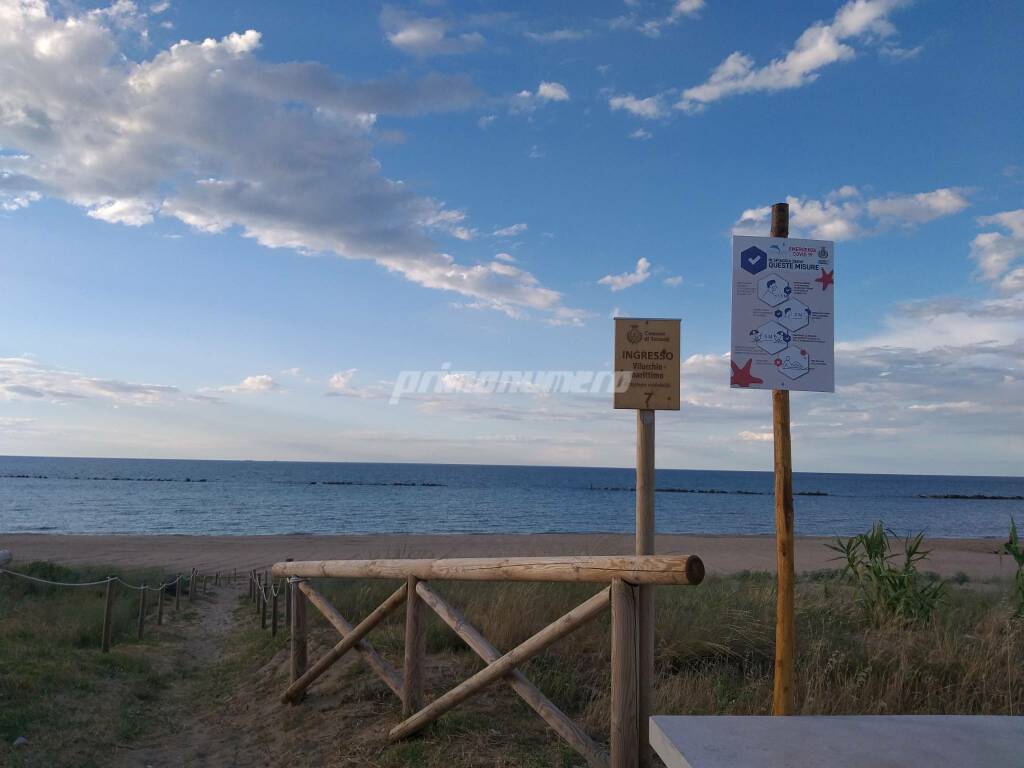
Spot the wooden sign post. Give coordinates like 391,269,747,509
769,203,795,715
729,203,836,716
614,317,681,767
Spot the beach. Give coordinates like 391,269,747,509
2,532,1010,579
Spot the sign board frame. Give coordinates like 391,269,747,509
730,235,835,393
613,317,681,411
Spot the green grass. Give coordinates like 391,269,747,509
0,562,192,767
3,564,1022,767
305,568,1024,750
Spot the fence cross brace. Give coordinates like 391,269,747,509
416,580,610,768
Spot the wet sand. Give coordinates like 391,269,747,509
1,533,1011,579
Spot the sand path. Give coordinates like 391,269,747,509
111,582,254,768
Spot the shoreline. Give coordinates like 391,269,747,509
1,532,1011,580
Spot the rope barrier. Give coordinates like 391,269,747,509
0,568,112,588
2,569,189,592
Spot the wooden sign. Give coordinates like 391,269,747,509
613,318,681,410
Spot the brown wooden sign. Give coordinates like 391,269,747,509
613,318,681,410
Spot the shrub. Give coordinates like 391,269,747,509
827,522,943,625
1004,517,1024,616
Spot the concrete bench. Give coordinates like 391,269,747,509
650,715,1022,768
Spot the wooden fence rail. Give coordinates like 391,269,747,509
267,554,704,768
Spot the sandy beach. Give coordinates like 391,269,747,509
1,532,1011,580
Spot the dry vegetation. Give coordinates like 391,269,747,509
1,560,1022,767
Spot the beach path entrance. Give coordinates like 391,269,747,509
273,554,705,768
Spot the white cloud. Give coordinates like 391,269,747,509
493,222,528,237
86,197,157,226
495,252,516,262
663,275,683,286
615,0,705,38
536,81,570,102
511,82,570,112
971,210,1024,292
380,8,484,57
738,430,773,442
218,375,280,394
609,93,666,119
598,257,651,291
478,114,496,129
0,356,179,405
630,128,653,140
525,28,589,43
677,0,911,112
0,2,582,322
733,186,969,240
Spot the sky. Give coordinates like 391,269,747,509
0,0,1022,475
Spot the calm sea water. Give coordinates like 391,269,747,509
0,456,1021,538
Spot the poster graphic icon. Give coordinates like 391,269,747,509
730,235,834,393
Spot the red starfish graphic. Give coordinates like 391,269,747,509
731,358,763,387
815,267,834,290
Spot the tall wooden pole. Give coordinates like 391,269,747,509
635,409,655,766
770,202,796,716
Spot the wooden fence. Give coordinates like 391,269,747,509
267,554,705,768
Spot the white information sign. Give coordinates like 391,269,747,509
730,235,834,392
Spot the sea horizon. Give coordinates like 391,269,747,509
3,455,1021,540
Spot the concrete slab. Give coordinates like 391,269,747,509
650,715,1022,768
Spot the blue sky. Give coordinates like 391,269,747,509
1,0,1022,474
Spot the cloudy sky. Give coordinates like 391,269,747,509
1,0,1021,475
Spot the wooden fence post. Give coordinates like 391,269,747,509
290,578,308,686
611,579,639,768
249,571,255,602
770,201,797,717
284,559,293,631
137,585,147,642
157,584,164,625
271,585,279,637
402,576,425,717
188,569,194,602
101,577,116,653
175,573,181,610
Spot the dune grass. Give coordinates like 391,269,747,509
0,562,195,768
306,568,1024,750
2,562,1021,767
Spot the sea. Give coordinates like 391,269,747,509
1,456,1022,539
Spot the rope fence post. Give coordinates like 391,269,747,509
157,584,165,625
137,583,147,642
271,584,279,637
261,578,268,630
102,576,116,653
188,569,194,602
290,577,308,687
